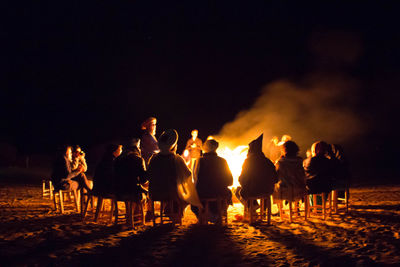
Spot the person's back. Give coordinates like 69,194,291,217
195,144,233,199
114,146,147,200
239,134,278,198
273,141,306,201
304,141,334,194
148,153,179,201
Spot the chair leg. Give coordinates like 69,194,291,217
59,190,64,214
42,180,46,198
53,191,58,211
289,200,293,223
82,194,93,220
266,197,271,225
322,193,326,220
73,190,80,213
152,201,156,226
304,195,308,221
49,181,53,200
94,197,104,222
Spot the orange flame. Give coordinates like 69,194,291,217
217,145,248,188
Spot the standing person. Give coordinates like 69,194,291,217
140,117,159,166
191,139,233,223
51,145,85,191
147,129,191,223
92,144,122,196
273,141,307,202
71,145,92,192
236,134,278,211
184,129,203,170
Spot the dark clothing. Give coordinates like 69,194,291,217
239,152,278,198
195,152,233,199
93,154,116,196
140,131,159,166
148,153,190,201
304,155,334,194
51,155,81,191
114,149,148,201
185,138,203,159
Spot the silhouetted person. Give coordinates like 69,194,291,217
140,117,159,166
273,141,306,202
92,144,122,196
191,139,233,222
236,134,278,207
51,145,85,191
304,141,334,194
114,139,148,202
147,129,191,222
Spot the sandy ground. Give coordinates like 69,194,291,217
1,183,400,266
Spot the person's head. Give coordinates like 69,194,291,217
311,141,329,157
281,135,292,143
202,139,219,153
158,129,178,153
106,144,123,158
124,138,141,153
72,145,83,158
282,140,299,158
248,134,263,154
191,129,198,139
141,117,157,136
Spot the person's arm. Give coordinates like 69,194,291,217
80,156,88,172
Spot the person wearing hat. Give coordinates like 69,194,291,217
236,134,278,210
147,129,191,222
114,138,148,203
140,117,160,166
190,138,233,223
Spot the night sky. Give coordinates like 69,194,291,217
3,2,400,177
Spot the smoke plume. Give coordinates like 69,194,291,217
215,73,365,155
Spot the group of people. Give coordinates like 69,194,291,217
51,116,350,224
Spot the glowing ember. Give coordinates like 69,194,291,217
217,145,248,188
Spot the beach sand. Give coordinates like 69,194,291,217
1,183,400,266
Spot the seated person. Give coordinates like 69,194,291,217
147,129,191,220
303,141,334,194
236,134,278,209
70,145,92,192
273,140,307,202
114,139,148,202
191,139,233,222
92,144,122,196
51,145,85,191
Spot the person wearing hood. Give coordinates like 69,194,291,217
273,140,306,202
236,134,278,204
114,139,148,202
147,129,191,220
190,138,233,222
